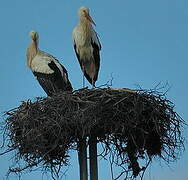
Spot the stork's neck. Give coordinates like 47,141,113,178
27,40,38,68
80,18,92,35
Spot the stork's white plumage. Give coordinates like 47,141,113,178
72,6,101,87
27,30,73,96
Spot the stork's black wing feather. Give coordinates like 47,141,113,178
33,61,72,96
33,72,59,96
48,61,73,91
91,40,100,83
59,64,73,91
73,44,83,70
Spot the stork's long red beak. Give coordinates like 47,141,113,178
85,12,96,26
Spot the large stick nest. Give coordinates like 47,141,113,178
2,88,185,179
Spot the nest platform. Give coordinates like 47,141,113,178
3,88,184,179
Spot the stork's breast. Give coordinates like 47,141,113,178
78,46,93,60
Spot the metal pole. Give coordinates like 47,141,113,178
89,136,98,180
78,138,88,180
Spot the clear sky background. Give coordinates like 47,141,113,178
0,0,188,179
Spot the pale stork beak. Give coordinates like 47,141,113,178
85,12,96,26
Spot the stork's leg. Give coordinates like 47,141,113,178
89,136,98,180
83,73,85,88
78,138,88,180
90,63,96,89
91,78,95,89
82,64,86,88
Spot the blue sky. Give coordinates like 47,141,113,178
0,0,188,179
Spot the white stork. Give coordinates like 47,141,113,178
72,6,101,87
27,30,73,96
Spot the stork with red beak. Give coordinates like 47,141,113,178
72,7,101,180
72,6,101,87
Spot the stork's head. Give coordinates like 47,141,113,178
29,30,39,41
78,6,96,26
27,30,39,67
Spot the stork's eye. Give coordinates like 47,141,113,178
83,10,87,14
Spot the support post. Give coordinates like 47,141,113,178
89,136,98,180
78,138,88,180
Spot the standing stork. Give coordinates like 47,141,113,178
27,30,73,96
72,6,100,180
72,6,101,87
